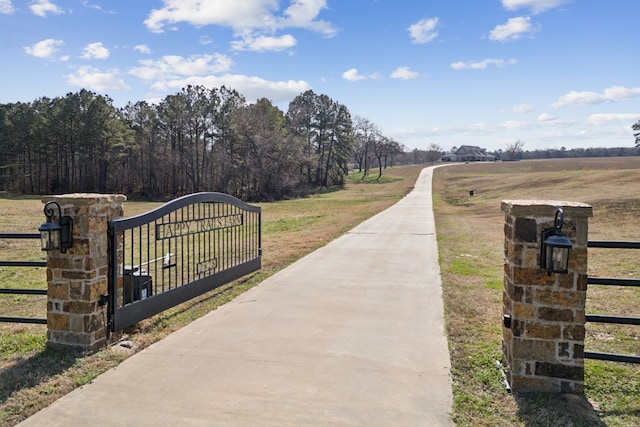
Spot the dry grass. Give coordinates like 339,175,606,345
434,158,640,427
0,165,423,426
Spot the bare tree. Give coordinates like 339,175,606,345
352,116,379,179
504,139,524,161
426,143,442,164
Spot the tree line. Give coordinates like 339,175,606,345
0,86,413,201
492,145,640,161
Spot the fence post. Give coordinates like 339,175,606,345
44,194,126,351
501,200,592,393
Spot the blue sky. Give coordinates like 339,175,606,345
1,0,639,152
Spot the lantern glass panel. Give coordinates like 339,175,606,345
39,221,61,251
547,246,570,273
43,229,59,251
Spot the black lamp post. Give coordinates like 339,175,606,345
540,207,572,274
38,201,73,253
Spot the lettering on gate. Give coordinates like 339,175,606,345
155,214,244,240
197,257,218,276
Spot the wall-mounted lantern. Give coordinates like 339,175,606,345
540,207,572,274
38,201,73,252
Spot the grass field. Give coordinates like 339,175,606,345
433,157,640,427
1,158,639,426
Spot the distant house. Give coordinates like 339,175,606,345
440,145,495,162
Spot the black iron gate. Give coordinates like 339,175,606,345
0,233,47,325
586,240,640,364
108,192,261,332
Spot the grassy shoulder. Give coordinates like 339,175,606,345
434,158,640,427
0,164,425,426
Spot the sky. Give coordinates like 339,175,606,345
1,0,639,153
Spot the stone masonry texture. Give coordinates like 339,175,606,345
44,194,126,351
502,200,592,393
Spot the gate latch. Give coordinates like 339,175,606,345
99,294,108,306
503,314,512,329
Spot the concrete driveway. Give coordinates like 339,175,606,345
19,166,453,426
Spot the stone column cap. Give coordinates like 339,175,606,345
42,193,127,205
501,200,593,218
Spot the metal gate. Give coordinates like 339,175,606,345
108,192,261,332
0,233,47,325
586,240,640,364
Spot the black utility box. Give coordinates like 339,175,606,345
123,272,153,304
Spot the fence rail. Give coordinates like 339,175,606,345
0,260,46,267
0,233,41,239
586,239,640,365
585,314,640,326
0,232,47,325
0,288,47,295
588,240,640,249
583,351,640,364
587,277,640,287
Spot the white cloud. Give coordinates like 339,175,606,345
585,113,640,126
152,74,310,104
342,68,367,82
401,122,498,138
1,0,15,14
199,35,213,45
396,110,635,151
552,86,640,108
231,34,297,52
403,115,583,145
66,66,130,92
342,68,378,82
537,112,556,121
502,0,571,14
81,42,110,59
80,1,113,13
509,103,535,113
281,0,336,36
24,38,63,58
501,120,530,130
539,115,574,126
499,117,568,130
467,122,493,135
134,44,151,54
129,54,233,80
500,113,572,131
489,16,539,42
390,66,419,80
145,0,276,32
144,0,336,36
128,49,310,104
408,17,439,44
30,0,63,17
450,58,517,70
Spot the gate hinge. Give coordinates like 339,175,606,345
99,294,109,306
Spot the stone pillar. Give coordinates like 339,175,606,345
502,200,592,393
44,193,126,351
